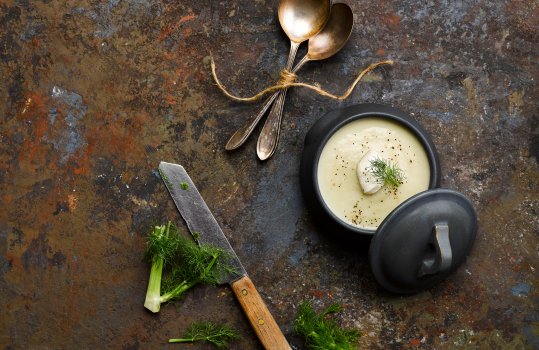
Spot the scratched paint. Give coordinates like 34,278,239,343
512,283,531,297
49,86,87,164
72,1,120,39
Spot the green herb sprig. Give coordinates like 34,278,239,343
369,158,405,189
294,301,360,350
169,322,240,348
143,221,237,313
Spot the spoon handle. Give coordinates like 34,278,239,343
225,92,279,150
257,89,287,160
226,42,301,152
257,43,305,161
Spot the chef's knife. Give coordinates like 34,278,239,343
158,162,291,350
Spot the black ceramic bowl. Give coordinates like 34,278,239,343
300,103,441,241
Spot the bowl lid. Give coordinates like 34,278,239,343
368,188,477,294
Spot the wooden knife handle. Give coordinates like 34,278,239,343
231,275,291,350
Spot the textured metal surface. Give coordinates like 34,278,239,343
158,162,247,284
0,0,537,349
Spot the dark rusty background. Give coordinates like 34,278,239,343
1,0,537,349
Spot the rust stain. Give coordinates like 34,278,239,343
382,13,401,31
309,289,328,299
463,77,481,119
18,92,47,118
182,27,193,37
1,194,12,223
81,111,158,168
495,29,510,55
158,24,178,41
16,93,49,166
179,13,197,24
158,13,197,41
21,97,32,115
161,50,176,61
508,90,524,115
67,195,77,211
5,251,22,271
164,94,177,105
29,36,41,48
72,131,96,176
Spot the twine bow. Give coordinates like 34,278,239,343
210,56,394,102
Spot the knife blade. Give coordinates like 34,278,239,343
158,161,291,350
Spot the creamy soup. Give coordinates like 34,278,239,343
317,117,431,231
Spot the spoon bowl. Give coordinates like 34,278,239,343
276,0,331,73
257,3,354,160
278,0,332,44
292,3,354,71
304,3,354,62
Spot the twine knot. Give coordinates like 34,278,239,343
277,69,298,86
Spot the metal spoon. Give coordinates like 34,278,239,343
257,3,354,160
225,0,330,151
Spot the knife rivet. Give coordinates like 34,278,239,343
258,319,265,325
242,289,248,295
